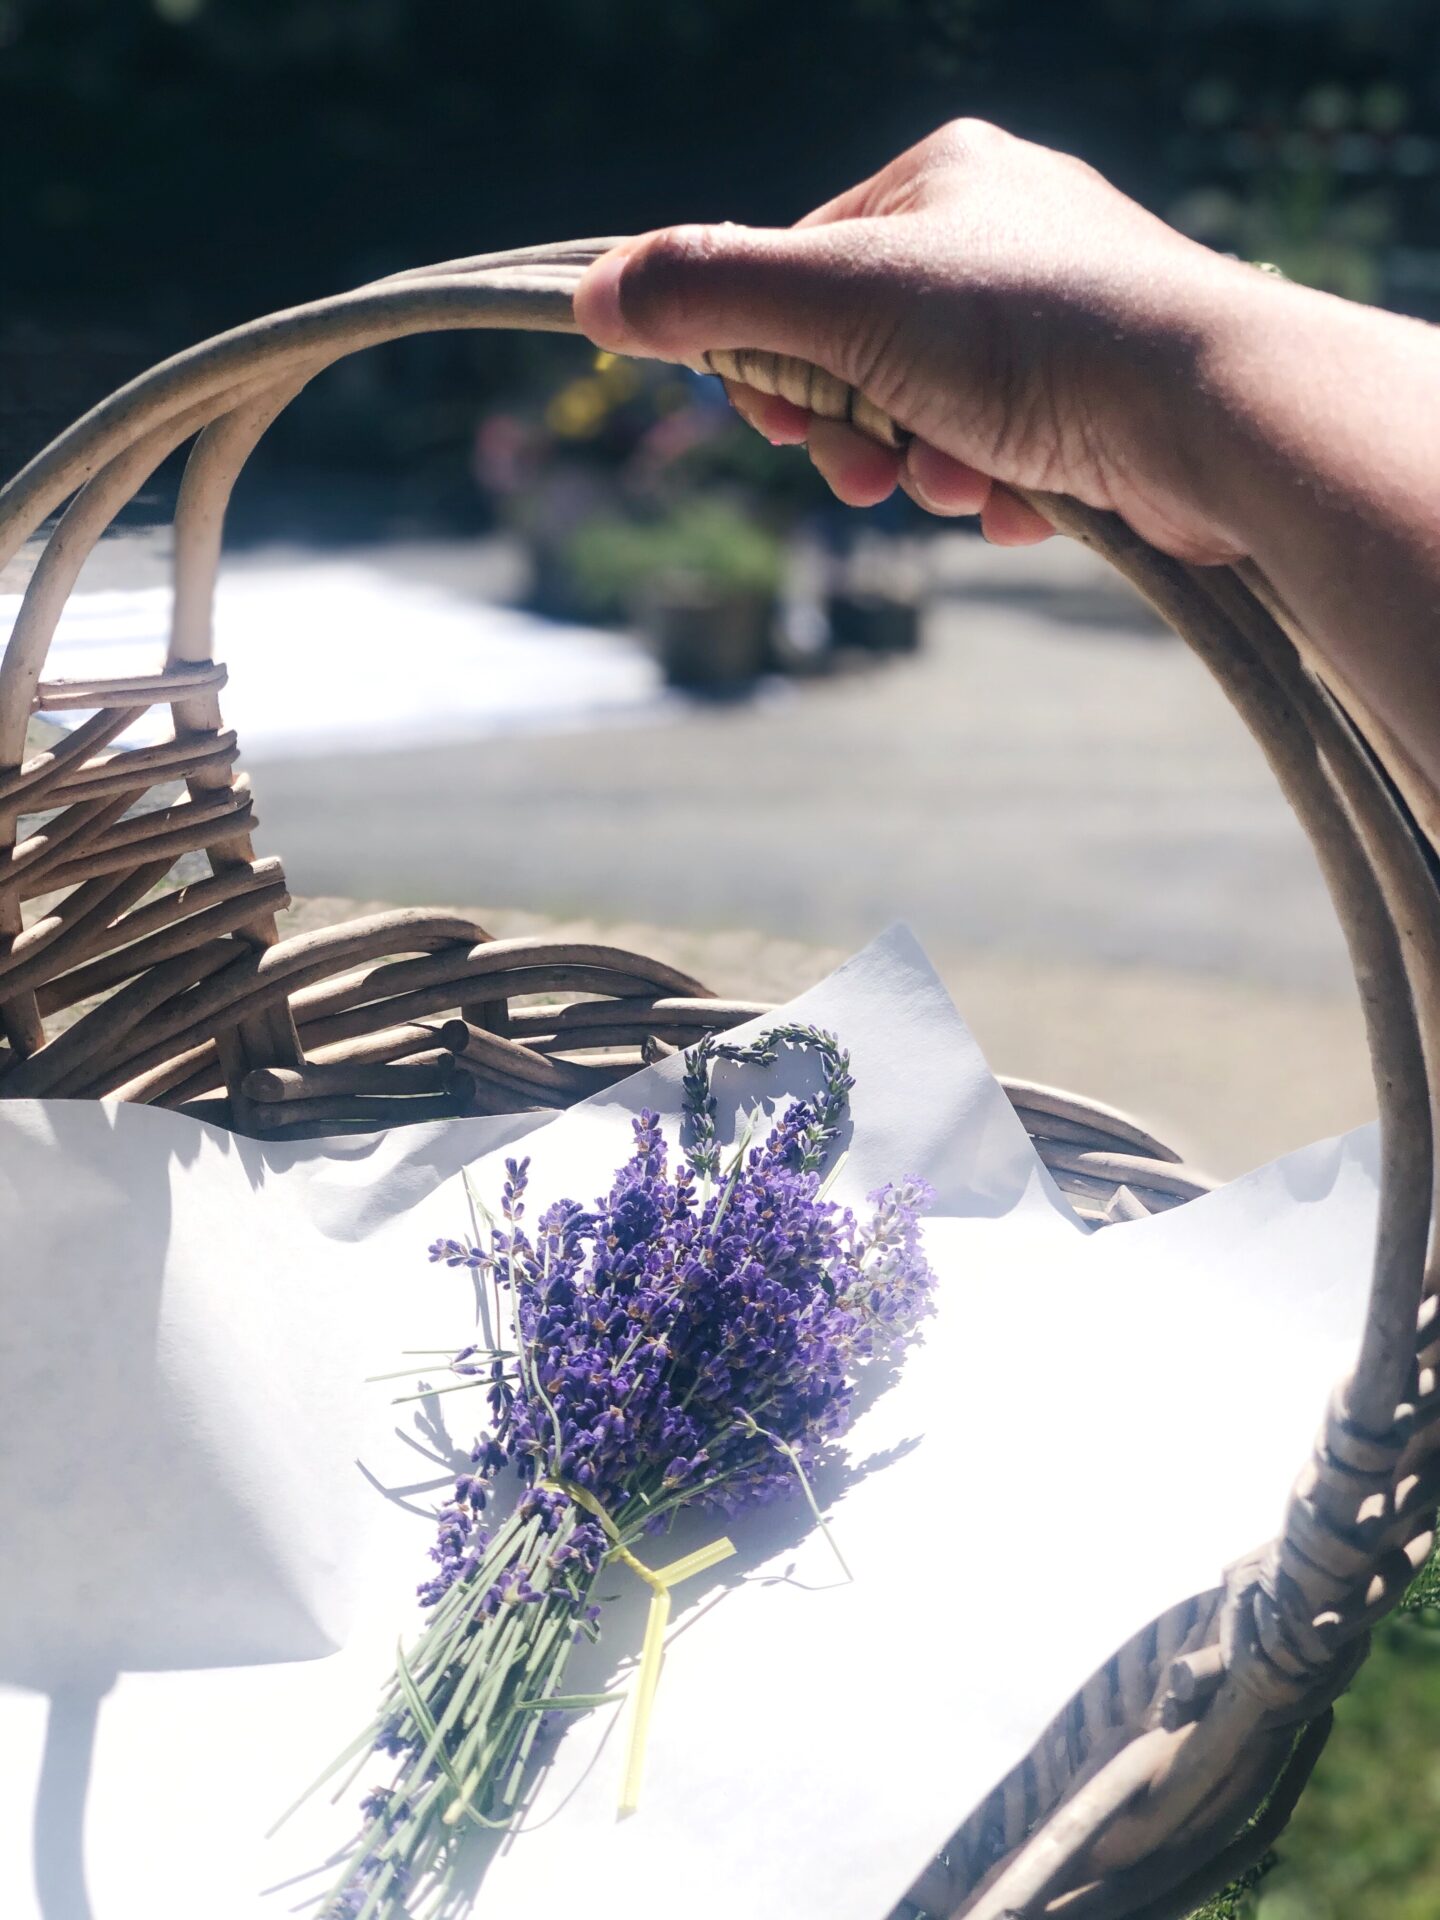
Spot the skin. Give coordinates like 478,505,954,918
574,119,1440,790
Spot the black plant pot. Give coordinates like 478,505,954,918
825,590,922,655
645,587,774,693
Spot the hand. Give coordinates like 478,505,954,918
574,120,1274,563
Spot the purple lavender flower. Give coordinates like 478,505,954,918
325,1025,936,1918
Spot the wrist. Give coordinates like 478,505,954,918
1176,266,1311,554
1086,254,1287,564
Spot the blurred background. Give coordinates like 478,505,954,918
3,6,1440,1912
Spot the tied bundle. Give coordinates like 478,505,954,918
306,1025,936,1920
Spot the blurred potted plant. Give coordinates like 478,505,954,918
826,588,923,655
565,500,784,692
824,528,927,656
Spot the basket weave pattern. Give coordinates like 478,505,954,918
2,242,1437,1920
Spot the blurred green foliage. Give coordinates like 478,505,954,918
563,499,784,619
1192,1858,1276,1920
1401,1544,1440,1616
1249,1615,1440,1920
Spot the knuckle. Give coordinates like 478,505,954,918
928,117,1006,166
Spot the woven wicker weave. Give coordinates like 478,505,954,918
2,242,1435,1919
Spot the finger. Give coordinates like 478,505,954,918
897,466,992,520
905,440,992,517
573,221,887,374
721,378,810,446
980,486,1056,546
805,417,902,508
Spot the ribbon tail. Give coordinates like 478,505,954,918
615,1537,736,1818
619,1586,672,1818
555,1479,738,1820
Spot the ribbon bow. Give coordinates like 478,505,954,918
560,1480,736,1816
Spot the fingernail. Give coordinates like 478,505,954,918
574,246,639,353
910,475,963,517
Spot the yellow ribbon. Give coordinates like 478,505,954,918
558,1481,736,1816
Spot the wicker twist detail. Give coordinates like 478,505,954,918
1,242,1435,1918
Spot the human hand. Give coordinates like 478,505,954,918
574,120,1273,563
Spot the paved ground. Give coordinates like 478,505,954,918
257,533,1372,1179
9,527,1375,1177
246,537,1349,982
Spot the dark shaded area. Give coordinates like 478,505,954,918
1,0,1437,532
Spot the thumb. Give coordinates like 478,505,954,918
573,222,877,379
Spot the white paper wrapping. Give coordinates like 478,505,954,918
0,928,1378,1920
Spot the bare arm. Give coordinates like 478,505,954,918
1197,275,1440,783
574,120,1440,789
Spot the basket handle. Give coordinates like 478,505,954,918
696,346,907,451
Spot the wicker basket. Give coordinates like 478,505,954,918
1,240,1435,1920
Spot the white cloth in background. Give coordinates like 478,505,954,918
0,928,1378,1920
1,560,675,758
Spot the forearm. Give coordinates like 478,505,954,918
1189,279,1440,789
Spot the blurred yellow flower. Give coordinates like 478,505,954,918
545,377,610,439
547,356,645,437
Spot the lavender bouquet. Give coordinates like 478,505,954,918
304,1025,936,1920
